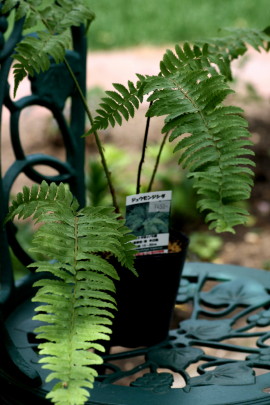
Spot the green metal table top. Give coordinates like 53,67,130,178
3,262,270,405
1,6,270,405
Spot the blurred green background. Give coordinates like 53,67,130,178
88,0,270,49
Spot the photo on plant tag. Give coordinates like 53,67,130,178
126,191,172,254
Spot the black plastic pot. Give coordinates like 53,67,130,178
110,232,189,347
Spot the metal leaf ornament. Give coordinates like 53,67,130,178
179,319,232,341
188,363,255,387
147,347,204,371
200,278,270,307
131,372,174,393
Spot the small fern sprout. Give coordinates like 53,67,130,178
6,181,137,405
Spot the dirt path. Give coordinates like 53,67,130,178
86,46,270,97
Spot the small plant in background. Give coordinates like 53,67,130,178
86,144,135,208
188,232,223,261
86,160,109,206
263,260,270,271
2,1,270,404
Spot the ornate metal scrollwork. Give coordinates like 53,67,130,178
0,10,87,270
6,263,270,404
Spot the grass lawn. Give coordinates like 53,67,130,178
88,0,270,49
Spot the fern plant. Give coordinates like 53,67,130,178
5,181,136,405
2,1,270,404
89,29,270,232
3,0,270,232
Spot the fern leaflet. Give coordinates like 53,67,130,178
87,80,145,132
6,181,136,405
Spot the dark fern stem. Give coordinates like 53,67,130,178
147,131,170,192
136,101,153,194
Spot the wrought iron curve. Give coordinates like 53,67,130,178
0,8,87,275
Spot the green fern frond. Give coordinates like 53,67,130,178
88,31,262,231
196,27,270,80
1,0,21,15
208,27,270,56
89,24,268,233
5,181,76,223
160,43,213,76
3,0,95,30
142,71,254,232
89,80,145,131
6,181,136,405
12,30,71,96
2,0,94,96
159,27,270,82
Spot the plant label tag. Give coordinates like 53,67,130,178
126,190,172,255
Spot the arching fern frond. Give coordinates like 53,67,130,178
159,43,219,78
195,27,270,80
159,27,270,81
143,70,254,233
12,30,72,95
88,28,270,232
203,27,270,59
5,180,78,222
90,27,270,132
6,181,136,405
